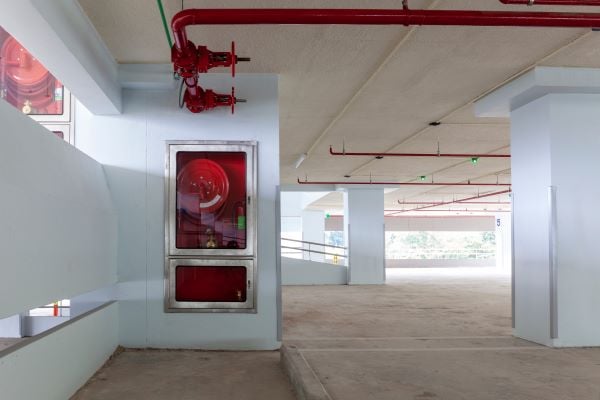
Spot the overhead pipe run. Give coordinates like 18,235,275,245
393,201,511,206
171,6,600,113
296,177,511,187
329,146,510,159
386,209,511,214
499,1,600,5
391,189,511,215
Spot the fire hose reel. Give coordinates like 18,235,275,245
1,37,60,114
177,158,230,215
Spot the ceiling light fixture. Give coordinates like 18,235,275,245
420,175,427,181
295,153,307,169
471,157,479,165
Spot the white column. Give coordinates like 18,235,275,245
302,210,325,262
344,188,385,285
476,67,600,347
495,213,512,271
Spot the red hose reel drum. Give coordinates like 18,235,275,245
177,159,230,215
1,37,57,113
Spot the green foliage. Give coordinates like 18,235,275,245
386,231,496,260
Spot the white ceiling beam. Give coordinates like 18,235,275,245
0,0,121,114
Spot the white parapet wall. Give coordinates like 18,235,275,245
282,257,348,285
386,258,496,268
0,99,118,320
0,302,118,400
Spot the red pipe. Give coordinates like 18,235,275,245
329,146,510,158
500,0,600,5
172,8,600,35
172,8,600,112
297,177,511,186
393,201,511,206
392,189,511,214
387,209,511,213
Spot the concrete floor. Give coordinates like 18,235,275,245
73,267,600,399
71,350,295,400
283,268,600,399
0,338,24,352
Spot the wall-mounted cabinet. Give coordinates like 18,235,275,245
165,141,257,313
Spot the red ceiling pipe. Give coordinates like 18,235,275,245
172,8,600,112
387,209,511,213
391,189,511,214
392,201,511,206
500,0,600,5
297,177,511,186
172,8,600,32
330,146,510,158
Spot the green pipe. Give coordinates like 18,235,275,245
157,0,173,49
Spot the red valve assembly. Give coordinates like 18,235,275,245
172,39,249,113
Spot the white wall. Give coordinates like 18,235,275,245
301,210,325,261
0,99,118,320
0,303,118,400
511,96,553,346
22,316,69,337
0,315,22,338
76,74,281,350
326,215,495,231
344,188,385,284
282,258,347,285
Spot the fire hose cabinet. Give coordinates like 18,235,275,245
165,141,257,312
0,26,71,121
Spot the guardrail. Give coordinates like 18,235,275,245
387,248,495,260
281,237,347,265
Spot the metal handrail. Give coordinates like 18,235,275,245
281,237,347,250
281,245,347,258
281,237,347,265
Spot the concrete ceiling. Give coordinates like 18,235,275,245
78,0,600,213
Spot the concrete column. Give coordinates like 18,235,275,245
343,188,385,285
476,67,600,347
301,210,325,262
495,213,512,271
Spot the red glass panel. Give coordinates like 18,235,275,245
0,26,64,115
175,266,247,302
175,151,247,249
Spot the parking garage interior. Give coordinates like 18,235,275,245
2,1,600,399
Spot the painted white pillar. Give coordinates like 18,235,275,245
476,67,600,347
301,210,325,262
495,213,512,271
343,188,385,285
